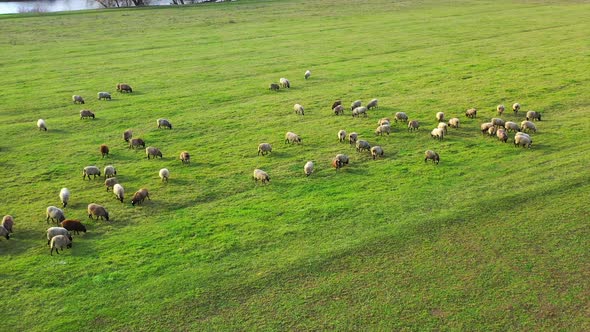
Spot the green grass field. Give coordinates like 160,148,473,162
1,0,589,330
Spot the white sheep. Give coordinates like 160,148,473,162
79,110,95,119
448,118,460,128
333,104,344,115
88,203,109,221
72,95,85,104
104,165,117,178
97,92,111,100
113,184,124,203
424,150,440,164
497,104,505,116
304,161,314,176
436,112,445,122
59,188,70,208
356,140,371,152
375,124,391,136
437,122,448,134
366,99,378,110
348,132,358,145
338,130,346,142
480,122,494,134
520,120,537,133
157,118,173,129
370,146,384,160
279,78,290,88
253,169,270,184
491,118,505,128
378,118,391,126
394,112,408,123
304,70,311,80
496,128,508,143
430,128,444,140
350,100,361,111
465,108,477,118
46,206,66,224
285,132,302,144
514,133,532,148
37,119,47,131
512,103,521,115
293,104,304,115
50,235,72,256
2,215,14,234
408,120,419,131
257,143,272,156
83,166,101,180
504,121,520,132
146,147,163,159
180,151,190,164
46,226,71,246
105,177,118,192
159,168,170,182
352,106,368,117
526,111,542,121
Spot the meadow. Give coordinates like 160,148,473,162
0,0,589,330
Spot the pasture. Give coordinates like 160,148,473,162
0,0,589,330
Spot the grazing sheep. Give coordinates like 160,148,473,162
72,95,85,104
46,206,65,224
293,104,305,115
46,227,71,245
394,112,408,123
157,118,173,129
487,126,497,136
448,118,460,128
465,108,477,118
80,110,95,119
131,188,151,206
378,118,391,126
113,184,124,203
366,99,378,110
2,215,14,233
480,122,494,135
497,104,505,116
159,168,170,182
60,220,87,235
279,78,290,88
304,70,311,80
269,83,280,91
351,100,362,111
129,138,145,149
88,203,109,221
104,165,117,178
335,154,349,165
304,161,314,176
116,83,133,93
408,120,420,131
491,118,505,128
437,122,448,134
333,104,344,115
123,129,133,142
431,128,444,140
146,147,163,159
348,132,358,145
105,177,118,192
375,124,391,136
100,144,109,158
436,112,445,122
59,188,70,208
371,146,384,160
424,150,440,164
257,143,272,156
513,103,521,115
514,133,532,148
179,151,190,164
496,128,508,143
356,140,371,152
526,111,542,121
0,226,9,240
97,92,111,100
285,132,302,144
83,166,101,180
352,106,368,117
504,121,520,132
253,169,270,184
331,158,343,170
37,119,47,131
338,130,347,142
520,120,537,133
332,100,342,110
50,235,72,256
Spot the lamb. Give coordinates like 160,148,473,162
157,118,173,129
88,203,109,221
394,112,408,123
100,144,109,158
46,206,66,224
123,129,133,142
104,165,117,178
370,146,384,160
520,120,537,133
60,219,87,235
338,130,347,142
497,104,505,116
253,169,270,184
0,226,9,240
285,132,302,144
375,124,391,136
131,188,151,206
279,78,290,88
37,119,47,131
480,122,494,134
437,122,448,134
491,118,505,128
504,121,520,132
50,235,72,256
159,168,170,182
116,83,133,93
83,166,101,180
304,161,314,176
526,111,542,121
351,100,362,111
352,106,368,117
257,143,272,156
333,104,344,115
146,147,163,159
356,140,371,152
46,226,71,244
2,215,14,233
331,100,342,110
269,83,279,91
514,133,532,148
129,138,145,149
512,103,521,115
304,70,311,80
59,188,70,208
430,128,444,140
72,95,85,104
179,151,190,164
113,184,124,203
97,92,111,100
335,154,349,165
424,150,440,164
378,118,391,126
293,104,304,115
496,128,508,143
465,108,477,118
105,177,118,192
348,132,358,146
436,112,445,122
80,110,95,119
366,99,378,110
408,120,420,131
448,118,460,128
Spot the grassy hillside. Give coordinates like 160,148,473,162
0,0,588,330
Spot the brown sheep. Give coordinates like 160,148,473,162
87,203,109,221
180,151,190,164
100,144,109,158
131,188,151,206
331,158,343,170
408,120,420,131
465,108,477,118
116,83,133,93
146,147,163,159
331,100,342,110
60,219,87,235
129,138,145,149
123,129,133,142
424,150,440,164
333,104,344,115
2,215,14,233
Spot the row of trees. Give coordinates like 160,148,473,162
94,0,219,8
